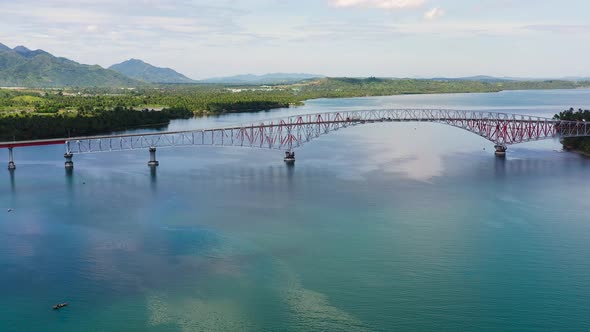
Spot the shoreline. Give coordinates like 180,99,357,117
566,148,590,157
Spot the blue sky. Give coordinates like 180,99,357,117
0,0,589,79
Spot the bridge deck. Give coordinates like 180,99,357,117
0,110,587,152
0,138,66,149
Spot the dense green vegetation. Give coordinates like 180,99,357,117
1,77,589,141
4,77,583,113
0,87,299,114
0,107,192,141
554,108,590,155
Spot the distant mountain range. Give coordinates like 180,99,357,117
109,58,196,84
0,43,140,87
0,42,588,87
427,75,590,82
552,76,590,81
430,75,514,82
200,73,325,84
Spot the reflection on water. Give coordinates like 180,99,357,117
149,166,157,192
494,155,506,178
9,169,15,194
65,166,74,179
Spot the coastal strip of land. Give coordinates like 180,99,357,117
1,77,589,141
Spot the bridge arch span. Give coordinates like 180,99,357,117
60,109,589,156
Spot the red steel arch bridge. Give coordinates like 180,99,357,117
1,109,589,169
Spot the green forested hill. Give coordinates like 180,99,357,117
109,59,195,84
0,45,141,87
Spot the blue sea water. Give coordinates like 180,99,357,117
1,89,590,331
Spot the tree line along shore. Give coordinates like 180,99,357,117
0,77,589,142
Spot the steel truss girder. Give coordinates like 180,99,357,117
64,109,590,154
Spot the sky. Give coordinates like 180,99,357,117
0,0,589,79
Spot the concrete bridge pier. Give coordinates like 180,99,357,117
494,144,507,156
64,152,74,169
7,147,15,170
64,152,74,170
148,147,159,167
284,151,295,164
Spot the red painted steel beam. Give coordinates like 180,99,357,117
0,139,66,149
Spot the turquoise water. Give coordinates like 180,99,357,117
1,89,590,331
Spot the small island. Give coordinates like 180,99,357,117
554,108,590,155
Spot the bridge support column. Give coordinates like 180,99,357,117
64,152,74,169
148,147,159,167
284,151,295,164
494,145,507,156
7,147,15,170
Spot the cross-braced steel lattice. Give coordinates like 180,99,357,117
60,109,589,154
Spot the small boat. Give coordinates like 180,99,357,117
53,303,68,310
7,208,12,212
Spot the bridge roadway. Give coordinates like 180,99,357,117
1,109,589,169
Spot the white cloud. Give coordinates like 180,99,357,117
424,7,445,20
329,0,426,10
86,25,99,32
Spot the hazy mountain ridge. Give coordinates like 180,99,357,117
0,43,12,52
0,43,141,87
430,75,514,82
109,59,195,84
426,75,590,82
201,73,325,84
0,42,587,88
